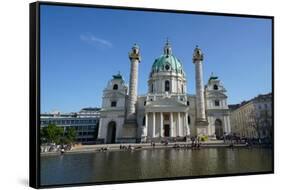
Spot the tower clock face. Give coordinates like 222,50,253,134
165,64,170,70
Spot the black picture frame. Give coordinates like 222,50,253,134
29,1,274,189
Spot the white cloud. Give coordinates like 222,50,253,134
80,33,112,48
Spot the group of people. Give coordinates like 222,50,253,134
119,144,142,151
190,136,202,149
97,146,108,152
173,143,198,150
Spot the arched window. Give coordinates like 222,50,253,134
142,116,146,126
186,101,190,106
165,64,170,71
165,80,170,92
144,101,146,106
182,84,184,93
113,84,118,90
213,84,218,90
151,84,154,93
188,116,191,124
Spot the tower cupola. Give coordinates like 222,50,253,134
193,45,204,63
129,43,141,61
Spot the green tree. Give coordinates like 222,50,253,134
249,110,272,140
64,127,77,145
41,124,64,144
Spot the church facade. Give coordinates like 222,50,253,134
97,41,231,143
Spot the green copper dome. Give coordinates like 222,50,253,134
151,40,185,75
152,54,184,73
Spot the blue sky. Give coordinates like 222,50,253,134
40,5,272,113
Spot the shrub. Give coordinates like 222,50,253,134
200,135,208,142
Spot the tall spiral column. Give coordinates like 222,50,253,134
127,44,141,120
193,46,208,135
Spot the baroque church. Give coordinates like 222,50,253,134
97,41,231,143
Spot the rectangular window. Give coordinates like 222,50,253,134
165,80,170,92
215,100,220,106
111,101,117,107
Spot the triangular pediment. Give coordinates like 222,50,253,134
146,97,187,108
103,90,126,98
206,91,227,99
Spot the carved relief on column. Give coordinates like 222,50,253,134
127,44,141,120
193,46,207,123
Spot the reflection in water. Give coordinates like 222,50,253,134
41,148,272,186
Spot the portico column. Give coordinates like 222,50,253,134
152,112,156,138
170,112,174,137
177,112,180,136
97,118,103,139
185,112,190,136
227,115,231,134
160,112,163,137
145,113,148,136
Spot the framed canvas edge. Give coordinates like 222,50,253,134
30,1,41,189
29,1,275,189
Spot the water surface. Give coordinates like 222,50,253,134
41,148,272,186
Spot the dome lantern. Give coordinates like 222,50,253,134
163,38,172,55
151,40,184,75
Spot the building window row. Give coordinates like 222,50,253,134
78,132,95,136
40,119,97,125
76,138,95,142
150,80,171,93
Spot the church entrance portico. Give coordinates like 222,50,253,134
145,111,190,139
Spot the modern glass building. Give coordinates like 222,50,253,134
40,107,100,144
